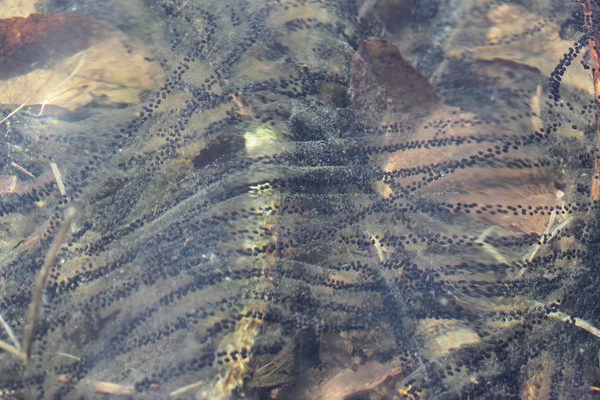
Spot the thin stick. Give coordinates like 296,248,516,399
57,376,136,396
10,162,36,179
529,300,600,338
22,207,77,362
170,381,205,397
0,101,31,126
0,339,24,362
53,352,81,361
520,216,572,277
475,226,509,265
50,163,67,199
90,381,135,396
255,345,289,373
548,310,600,338
581,1,600,200
0,314,20,351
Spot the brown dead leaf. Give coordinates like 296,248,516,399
0,13,163,114
417,318,480,359
350,37,438,127
308,360,405,400
445,3,592,97
351,37,559,236
0,13,109,80
0,0,40,19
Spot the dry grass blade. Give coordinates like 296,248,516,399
0,208,76,364
22,207,77,362
0,339,24,362
0,314,19,351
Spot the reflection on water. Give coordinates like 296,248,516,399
0,0,599,398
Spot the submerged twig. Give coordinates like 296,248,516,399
529,300,600,339
0,339,25,362
0,314,20,351
87,380,135,396
170,381,205,397
581,1,600,200
518,215,572,279
49,162,67,199
9,161,35,179
57,375,135,396
475,226,509,265
52,351,81,361
548,310,600,338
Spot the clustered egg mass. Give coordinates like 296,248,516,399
0,0,600,399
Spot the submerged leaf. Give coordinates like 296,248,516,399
0,12,163,114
